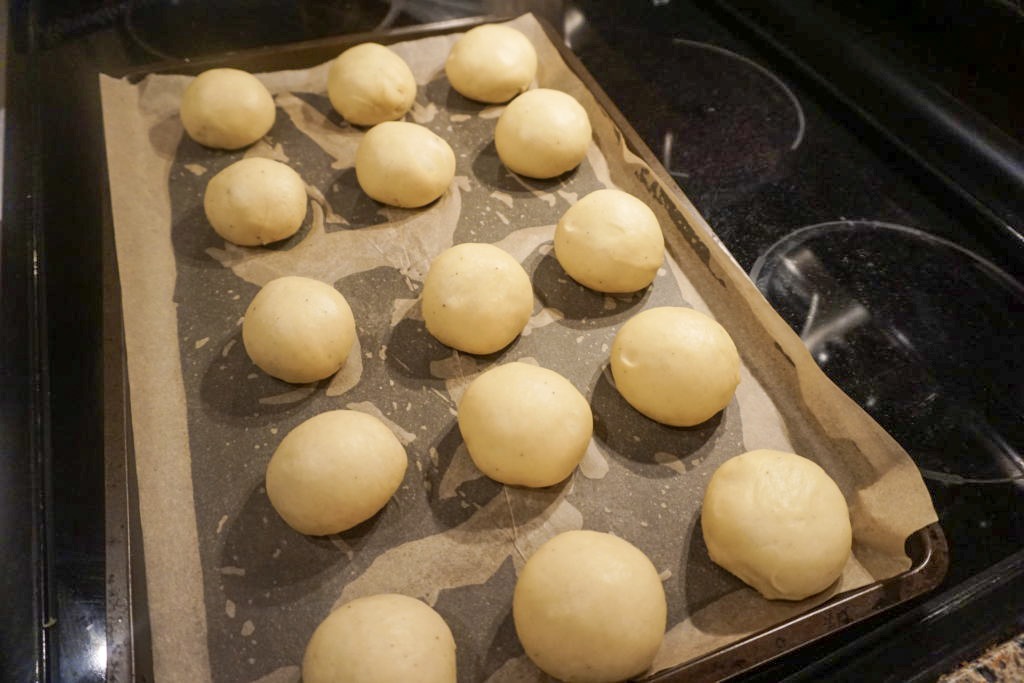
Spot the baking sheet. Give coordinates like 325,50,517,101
99,13,939,683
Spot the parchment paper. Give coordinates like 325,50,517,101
100,14,938,683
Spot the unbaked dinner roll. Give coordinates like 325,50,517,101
303,593,456,683
203,157,307,246
267,410,408,536
445,24,537,103
421,243,533,354
242,276,356,384
701,450,853,601
513,530,667,683
495,88,592,179
458,362,592,487
327,42,417,126
554,188,665,293
610,306,739,427
179,68,275,150
355,121,456,208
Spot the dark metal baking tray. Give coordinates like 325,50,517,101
101,15,948,682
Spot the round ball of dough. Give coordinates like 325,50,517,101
327,42,417,126
242,276,356,384
495,88,592,179
513,530,667,683
203,158,307,246
610,306,739,427
180,68,275,150
445,24,537,103
458,363,592,487
355,121,456,208
554,189,666,293
303,593,456,683
701,450,853,600
267,411,408,536
422,243,533,354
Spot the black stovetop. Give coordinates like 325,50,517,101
2,1,1022,681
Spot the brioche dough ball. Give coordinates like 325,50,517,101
327,42,417,126
458,363,592,487
355,121,456,208
422,243,533,354
445,24,537,103
610,307,739,427
702,450,853,601
267,411,408,536
179,68,275,150
495,88,592,178
555,189,666,293
303,593,456,683
203,158,307,246
513,530,667,683
242,276,356,384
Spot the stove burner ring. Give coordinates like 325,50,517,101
660,38,806,202
671,38,806,151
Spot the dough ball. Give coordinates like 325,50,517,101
610,306,739,427
458,362,592,487
422,243,533,354
203,157,307,246
327,42,417,126
701,450,853,600
513,530,667,683
495,88,592,178
179,68,275,150
267,411,408,536
445,24,537,103
242,276,356,384
355,121,456,208
303,593,456,683
554,189,666,293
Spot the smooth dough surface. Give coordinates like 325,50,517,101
701,450,853,601
242,276,356,384
495,88,592,179
610,306,739,426
303,593,456,683
445,24,537,103
267,411,408,536
355,121,456,208
203,157,307,246
327,42,417,126
179,68,275,150
458,362,592,487
422,243,533,354
554,189,666,293
513,530,667,683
